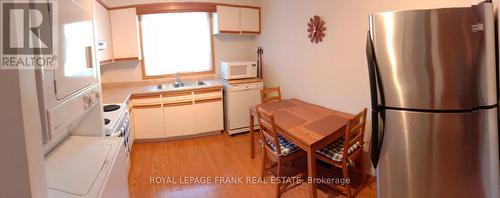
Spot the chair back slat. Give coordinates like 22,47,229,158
260,119,276,143
343,108,368,160
256,106,282,156
348,122,363,142
261,87,282,104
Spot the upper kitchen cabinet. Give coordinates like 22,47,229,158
240,8,260,33
214,6,240,33
94,2,113,64
110,8,142,61
213,5,260,35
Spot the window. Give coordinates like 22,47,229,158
140,12,213,77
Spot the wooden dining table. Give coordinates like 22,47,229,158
248,98,354,198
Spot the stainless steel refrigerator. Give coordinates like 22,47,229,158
366,2,500,198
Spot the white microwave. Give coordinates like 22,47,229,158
220,61,258,80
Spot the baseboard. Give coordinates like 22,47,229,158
134,130,222,143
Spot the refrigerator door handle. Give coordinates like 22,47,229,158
366,31,385,168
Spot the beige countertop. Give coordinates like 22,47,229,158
218,77,263,85
101,79,224,104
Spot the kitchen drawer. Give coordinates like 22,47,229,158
161,91,192,104
131,94,161,106
193,88,222,100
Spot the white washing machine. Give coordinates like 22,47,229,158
45,136,128,198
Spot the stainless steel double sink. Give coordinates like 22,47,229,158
156,80,207,90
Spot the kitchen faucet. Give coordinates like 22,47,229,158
173,72,182,86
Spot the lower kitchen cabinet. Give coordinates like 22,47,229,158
163,102,196,137
195,99,224,133
128,103,135,144
131,87,223,140
132,104,165,139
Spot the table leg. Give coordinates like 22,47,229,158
308,150,317,198
249,110,255,159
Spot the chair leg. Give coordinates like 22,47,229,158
261,149,267,177
342,165,352,198
275,160,283,198
358,156,367,184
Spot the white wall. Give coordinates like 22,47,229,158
257,0,490,172
100,0,261,83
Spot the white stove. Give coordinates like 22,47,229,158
103,103,132,161
103,103,126,136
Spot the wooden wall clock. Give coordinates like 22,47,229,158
307,15,326,43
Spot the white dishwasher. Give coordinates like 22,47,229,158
223,81,263,135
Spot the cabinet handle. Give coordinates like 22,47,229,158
162,91,191,97
131,93,161,99
194,98,222,104
163,101,193,107
85,46,93,68
194,88,221,95
133,104,161,109
241,30,260,34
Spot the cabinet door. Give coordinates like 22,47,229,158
128,106,135,144
133,105,165,139
216,5,240,33
227,86,261,129
110,8,140,59
195,99,224,133
240,8,260,33
164,102,196,137
94,2,113,63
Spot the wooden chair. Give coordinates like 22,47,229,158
256,106,305,198
315,108,368,198
260,87,282,104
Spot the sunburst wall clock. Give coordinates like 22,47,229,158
307,15,326,43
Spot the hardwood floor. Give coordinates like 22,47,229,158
128,132,377,198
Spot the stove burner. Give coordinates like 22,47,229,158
104,118,111,125
103,104,120,112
